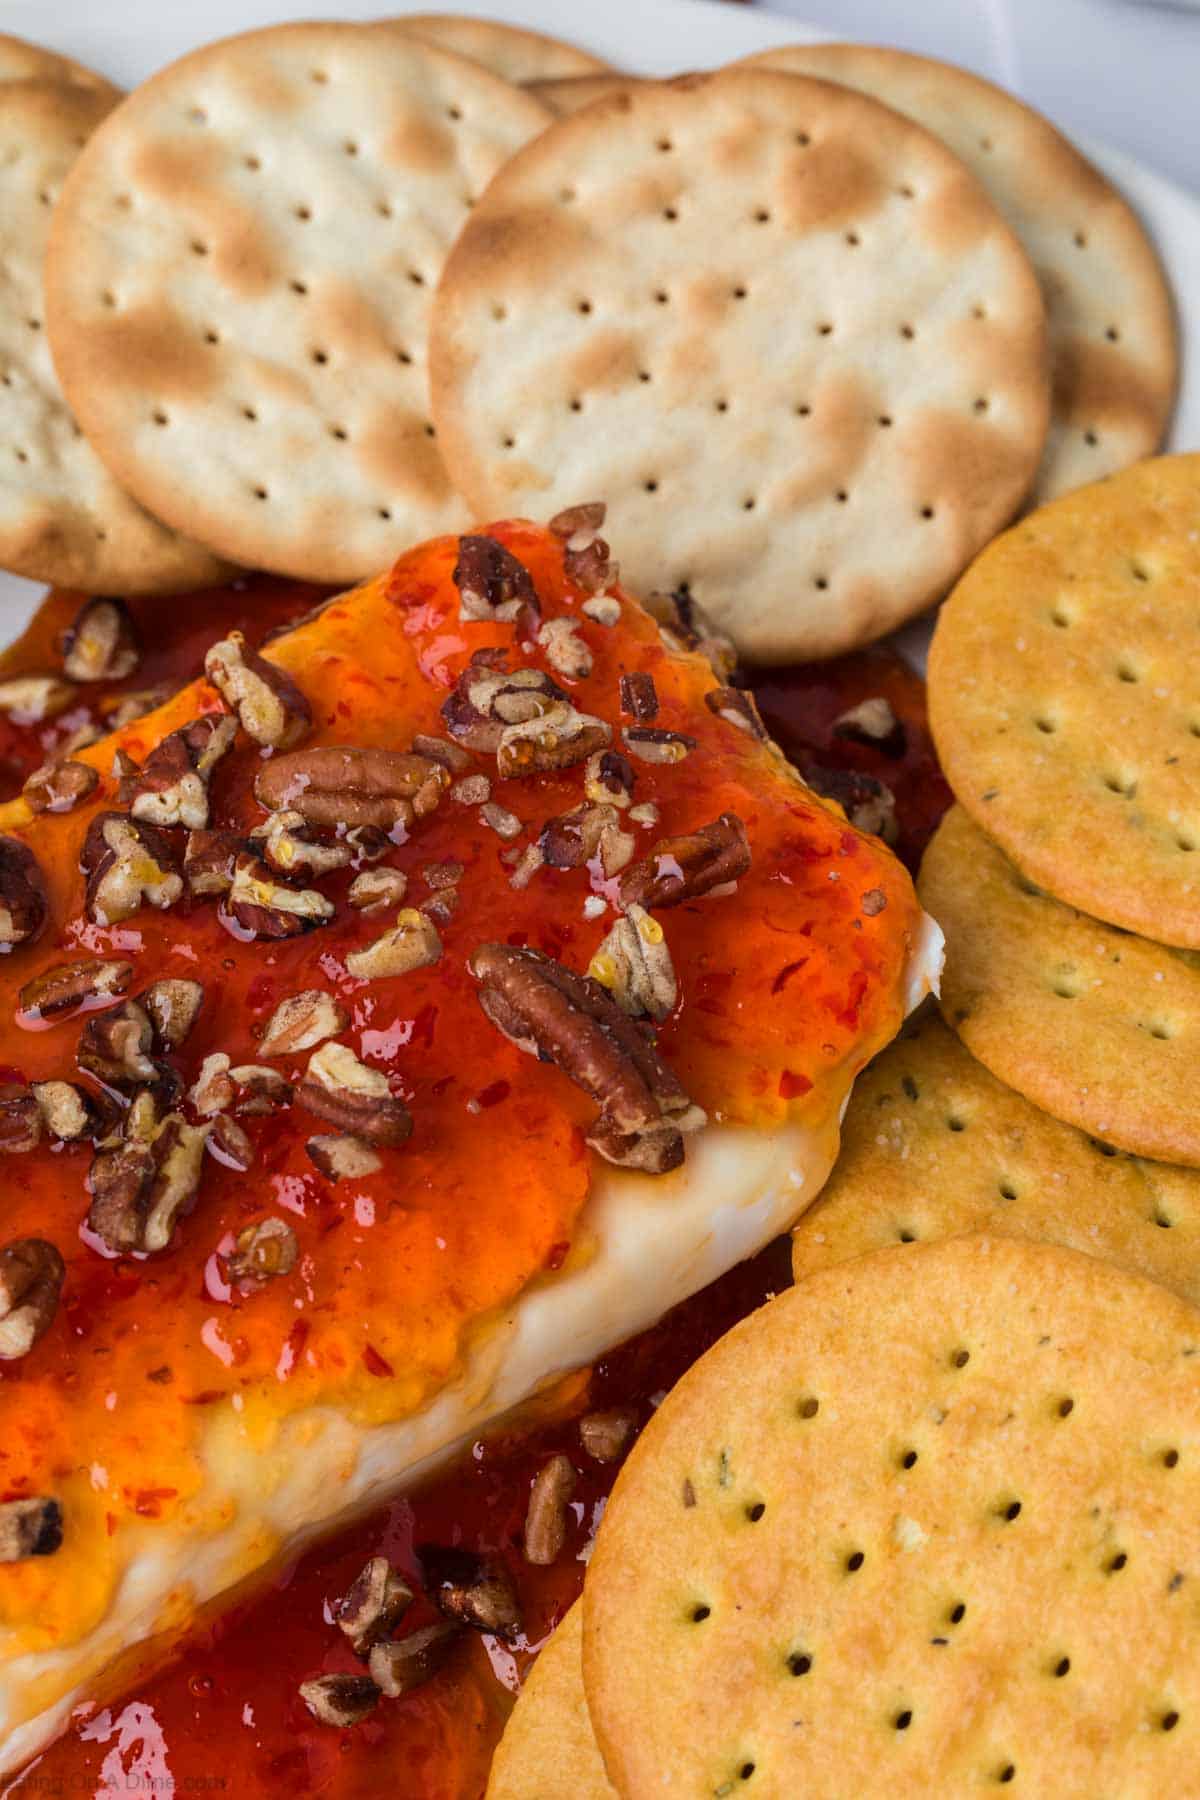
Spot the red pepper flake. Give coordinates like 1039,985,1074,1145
133,1487,178,1518
362,1344,394,1379
779,1070,813,1100
771,958,809,995
474,1080,510,1110
545,1241,570,1272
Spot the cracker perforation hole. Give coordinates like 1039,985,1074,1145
838,491,850,505
190,239,209,257
1084,429,1100,447
377,508,392,522
745,1501,766,1523
754,208,771,224
1074,230,1088,248
654,290,669,306
920,505,935,521
1163,1448,1180,1468
1057,1397,1074,1418
662,207,678,222
900,323,916,339
1161,1710,1180,1731
971,304,987,321
395,348,413,366
1034,716,1056,734
290,279,308,296
996,1764,1016,1783
311,349,329,366
816,322,833,337
187,106,207,125
897,183,916,199
690,1602,711,1623
877,414,893,429
447,106,463,122
797,1396,819,1420
893,1710,913,1731
204,329,219,346
1176,836,1195,854
1106,325,1120,342
951,1347,970,1367
795,131,811,147
739,1763,755,1781
900,1448,918,1469
294,206,312,224
787,1651,812,1677
569,397,583,413
408,270,425,287
998,1180,1018,1201
656,137,673,153
814,576,829,592
998,1499,1022,1522
101,291,117,310
329,425,348,441
949,1602,966,1625
1053,1655,1071,1677
733,285,747,300
1116,662,1140,683
578,298,594,315
795,403,812,418
1154,1210,1173,1228
151,410,168,428
845,1550,865,1573
644,478,659,494
310,69,328,85
376,200,393,220
253,486,268,502
946,1117,966,1134
243,154,261,172
974,396,990,415
715,399,729,413
742,497,756,512
502,435,516,451
26,318,41,333
845,231,861,247
1106,1551,1128,1573
1050,607,1072,628
898,1229,917,1244
241,406,258,423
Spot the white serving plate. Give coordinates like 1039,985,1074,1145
3,0,1197,656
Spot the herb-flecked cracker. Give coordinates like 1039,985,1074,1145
585,1234,1200,1798
929,454,1200,949
792,1010,1200,1299
487,1603,613,1800
920,804,1200,1166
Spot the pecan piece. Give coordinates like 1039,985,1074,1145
229,1065,293,1114
0,673,77,722
141,978,204,1051
582,595,620,626
539,802,632,877
226,1217,298,1286
22,758,99,815
497,702,611,779
548,501,606,543
336,1557,413,1658
77,999,157,1090
345,909,441,982
18,957,132,1021
255,745,445,833
549,502,616,595
524,1454,576,1566
418,1545,522,1640
297,1043,412,1146
623,726,697,765
204,631,311,750
832,695,906,757
33,1079,99,1142
348,868,407,912
0,1496,62,1562
620,672,659,723
250,810,353,878
101,685,174,729
81,813,182,925
479,801,521,840
618,813,750,912
538,616,593,681
451,773,490,807
207,1112,255,1172
0,1085,41,1153
125,714,237,830
306,1133,382,1182
645,588,736,680
705,686,768,741
258,990,349,1060
0,838,47,948
369,1623,460,1699
453,534,538,625
579,1407,636,1464
86,1103,208,1254
227,853,334,940
588,905,677,1022
299,1674,379,1728
442,656,568,755
411,732,472,775
184,829,246,897
469,943,704,1174
60,596,140,682
0,1238,64,1360
584,749,634,809
805,766,899,846
189,1053,234,1117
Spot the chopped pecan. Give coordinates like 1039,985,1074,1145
347,825,391,863
832,695,906,756
102,685,175,729
523,1454,576,1566
623,726,697,765
480,801,521,840
470,943,704,1174
0,838,47,948
411,732,472,775
420,888,458,928
507,843,543,890
18,957,132,1021
22,758,99,815
423,860,463,892
861,887,888,917
125,715,237,830
255,745,445,833
442,656,568,756
250,810,353,878
345,909,441,983
0,1085,41,1153
82,813,182,925
33,1079,99,1142
629,801,660,827
548,501,606,543
77,999,157,1090
538,616,593,681
204,631,311,750
584,749,635,809
206,1112,254,1171
705,686,768,741
579,1407,636,1464
229,1065,293,1114
184,829,245,897
540,803,629,875
336,1557,413,1659
368,1623,460,1699
306,1133,382,1181
498,702,611,779
0,1496,62,1562
0,1238,64,1360
60,596,140,682
60,719,105,756
189,1053,234,1117
451,773,490,807
618,813,750,911
299,1674,379,1728
87,1104,208,1254
620,672,659,723
589,905,677,1021
0,673,77,722
418,1545,522,1640
453,534,538,625
258,990,349,1060
805,766,899,846
226,1216,298,1286
348,868,407,912
141,978,204,1051
582,595,621,626
550,502,616,595
297,1043,412,1146
645,589,736,680
227,853,334,940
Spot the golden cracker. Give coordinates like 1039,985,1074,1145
0,31,120,102
929,453,1200,948
390,14,610,84
586,1234,1200,1798
740,43,1176,500
487,1604,613,1800
527,74,640,118
920,804,1200,1166
429,68,1050,664
792,1009,1200,1298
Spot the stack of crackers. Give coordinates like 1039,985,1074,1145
0,17,1177,671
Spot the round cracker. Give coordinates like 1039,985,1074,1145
929,453,1200,949
429,69,1050,664
487,1604,613,1800
44,23,551,584
740,43,1177,501
388,15,610,84
792,1009,1200,1301
0,31,120,102
586,1233,1200,1797
920,804,1200,1166
0,78,231,593
526,73,641,118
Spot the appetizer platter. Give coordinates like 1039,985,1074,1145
0,5,1194,1797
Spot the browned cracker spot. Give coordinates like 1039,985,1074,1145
387,14,611,84
428,68,1050,664
920,804,1200,1167
0,77,231,592
43,23,551,584
740,43,1177,500
792,1009,1200,1300
486,1603,612,1800
585,1234,1200,1797
929,453,1200,949
0,31,120,102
